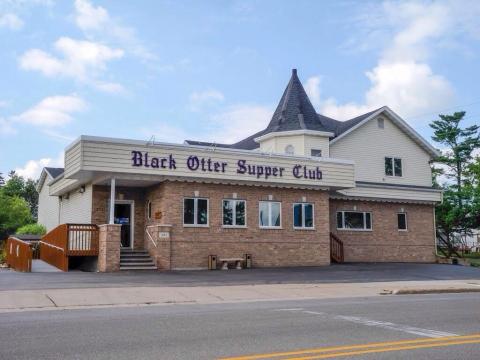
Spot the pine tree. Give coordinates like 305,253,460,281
430,112,480,256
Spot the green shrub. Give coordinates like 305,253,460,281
0,243,5,265
15,223,47,236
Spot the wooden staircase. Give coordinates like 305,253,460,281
330,232,344,263
120,249,157,270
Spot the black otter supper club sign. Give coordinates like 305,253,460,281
131,151,322,181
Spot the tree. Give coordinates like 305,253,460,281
430,112,480,205
0,172,5,187
430,112,480,256
1,171,39,220
0,193,32,240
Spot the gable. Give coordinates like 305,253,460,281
330,107,440,158
330,114,434,187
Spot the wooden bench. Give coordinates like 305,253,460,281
219,258,243,270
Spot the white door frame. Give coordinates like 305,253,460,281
110,200,135,250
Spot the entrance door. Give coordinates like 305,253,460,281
114,203,132,248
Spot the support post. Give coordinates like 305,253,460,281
109,177,115,224
98,224,121,272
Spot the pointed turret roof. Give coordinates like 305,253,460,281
184,69,389,151
265,69,330,133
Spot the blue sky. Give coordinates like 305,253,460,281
1,0,480,179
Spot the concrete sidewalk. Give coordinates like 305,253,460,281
1,279,480,312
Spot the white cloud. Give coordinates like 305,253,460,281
210,104,273,143
312,1,480,121
0,13,24,30
73,0,157,62
73,0,109,31
321,61,453,120
19,37,124,93
12,95,86,127
15,153,64,180
189,90,225,111
304,76,321,109
140,104,273,146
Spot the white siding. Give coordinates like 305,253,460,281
304,135,330,157
336,185,442,203
258,134,330,157
61,137,355,190
59,183,93,224
37,175,60,231
330,116,433,186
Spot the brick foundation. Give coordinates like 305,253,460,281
329,200,436,263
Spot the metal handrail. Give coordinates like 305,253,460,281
145,225,158,248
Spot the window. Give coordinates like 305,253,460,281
147,201,152,220
397,213,407,231
285,145,295,155
293,203,314,229
377,117,384,129
337,211,372,230
183,198,208,226
259,201,281,228
311,149,322,157
385,157,402,177
223,199,246,227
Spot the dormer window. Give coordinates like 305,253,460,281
285,145,294,155
311,149,322,157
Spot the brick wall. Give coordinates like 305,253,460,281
145,181,331,269
329,199,436,263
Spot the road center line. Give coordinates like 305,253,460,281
286,338,480,360
218,333,480,360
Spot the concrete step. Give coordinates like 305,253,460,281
120,258,155,263
120,249,156,270
120,264,157,270
120,261,156,266
120,253,151,258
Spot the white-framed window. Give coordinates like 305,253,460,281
337,211,372,231
385,157,402,177
285,145,295,155
183,198,209,226
259,201,281,228
223,199,246,227
397,212,408,231
146,200,152,220
311,149,322,157
293,203,314,229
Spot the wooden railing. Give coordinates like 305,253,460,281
330,232,344,263
5,237,33,272
40,224,99,271
67,224,99,256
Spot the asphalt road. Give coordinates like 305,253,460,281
1,293,479,360
2,263,480,290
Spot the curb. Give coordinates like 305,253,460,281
392,288,480,295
